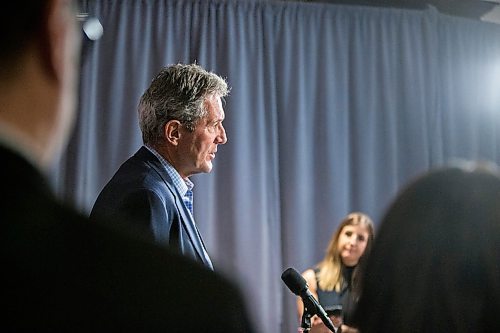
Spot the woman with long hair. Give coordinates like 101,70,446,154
297,212,375,333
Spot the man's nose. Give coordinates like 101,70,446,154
216,124,227,144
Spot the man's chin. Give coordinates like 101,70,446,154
199,162,213,173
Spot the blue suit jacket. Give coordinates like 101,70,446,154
90,146,213,269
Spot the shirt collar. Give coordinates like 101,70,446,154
144,145,193,195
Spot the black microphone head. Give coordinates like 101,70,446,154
282,267,336,332
281,267,307,296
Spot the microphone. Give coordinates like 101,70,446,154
281,267,336,332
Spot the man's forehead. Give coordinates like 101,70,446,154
204,96,225,119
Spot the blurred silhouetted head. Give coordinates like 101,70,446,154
354,161,500,332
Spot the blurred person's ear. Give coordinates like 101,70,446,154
39,0,74,83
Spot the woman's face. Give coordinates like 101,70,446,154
337,224,370,266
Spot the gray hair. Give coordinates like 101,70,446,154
138,63,229,145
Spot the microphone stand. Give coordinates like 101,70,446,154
298,306,312,332
299,298,335,332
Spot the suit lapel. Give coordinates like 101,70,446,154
138,147,213,269
171,190,214,270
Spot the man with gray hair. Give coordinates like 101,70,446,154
0,4,255,331
91,63,229,269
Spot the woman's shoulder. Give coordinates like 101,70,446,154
301,268,318,292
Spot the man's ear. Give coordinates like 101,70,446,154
164,120,182,146
38,0,67,82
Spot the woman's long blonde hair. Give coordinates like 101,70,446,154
317,212,375,291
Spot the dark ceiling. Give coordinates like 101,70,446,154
287,0,500,22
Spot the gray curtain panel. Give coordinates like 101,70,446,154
51,1,500,332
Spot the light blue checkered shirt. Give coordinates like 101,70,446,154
144,145,194,217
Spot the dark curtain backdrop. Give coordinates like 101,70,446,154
51,1,500,332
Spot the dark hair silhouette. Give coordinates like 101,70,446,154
353,163,500,332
